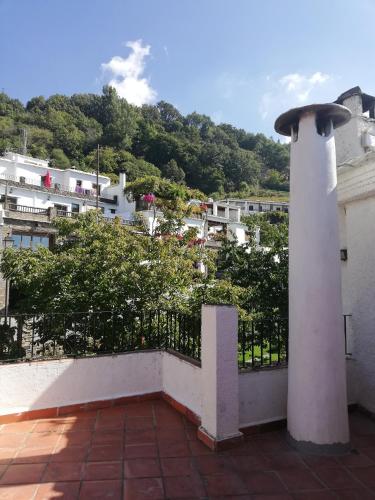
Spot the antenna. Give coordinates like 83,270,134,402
20,128,28,155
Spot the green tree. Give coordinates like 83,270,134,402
161,159,185,183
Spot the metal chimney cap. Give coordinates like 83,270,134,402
274,103,351,136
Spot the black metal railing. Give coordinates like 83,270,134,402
0,310,201,364
238,318,288,369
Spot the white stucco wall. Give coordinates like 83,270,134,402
239,368,288,427
339,195,375,413
162,351,202,418
0,352,162,415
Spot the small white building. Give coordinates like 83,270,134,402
219,198,289,216
0,152,134,220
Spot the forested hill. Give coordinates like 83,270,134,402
0,86,289,196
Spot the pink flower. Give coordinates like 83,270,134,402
142,193,156,204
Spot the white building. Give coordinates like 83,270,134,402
0,152,247,248
0,152,134,221
219,198,289,216
335,86,375,415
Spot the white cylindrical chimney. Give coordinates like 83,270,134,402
275,103,351,454
119,171,127,189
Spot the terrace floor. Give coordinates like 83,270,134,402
0,401,374,499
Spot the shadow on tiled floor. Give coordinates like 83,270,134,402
0,401,375,499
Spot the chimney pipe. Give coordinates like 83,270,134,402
275,103,351,455
119,171,126,189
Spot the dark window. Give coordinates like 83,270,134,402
259,205,263,212
276,207,281,211
54,204,68,212
248,205,253,211
71,203,80,213
19,176,26,184
110,209,116,214
76,180,82,187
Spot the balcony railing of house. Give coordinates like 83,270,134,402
0,310,202,364
6,203,49,215
0,173,100,201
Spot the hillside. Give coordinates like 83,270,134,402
0,86,290,197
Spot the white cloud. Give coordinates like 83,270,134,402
101,40,157,106
259,71,333,123
279,72,330,103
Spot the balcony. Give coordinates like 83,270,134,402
0,307,368,498
0,174,99,201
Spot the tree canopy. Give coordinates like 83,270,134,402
0,87,290,196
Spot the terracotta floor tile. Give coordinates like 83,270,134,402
301,455,339,469
0,421,36,434
156,427,187,442
188,439,214,456
125,417,154,431
58,430,93,447
95,417,125,430
332,489,375,499
35,481,80,499
349,465,375,489
293,492,338,499
0,448,17,465
13,446,54,464
24,433,60,449
124,444,158,459
160,457,194,477
231,454,269,472
123,403,153,417
195,455,232,475
243,470,287,495
0,434,27,448
32,421,65,433
92,429,124,445
80,479,122,499
51,445,89,462
0,463,46,485
262,451,307,470
278,467,325,492
158,440,190,458
0,484,38,499
43,461,84,482
62,419,96,432
314,466,362,489
83,461,123,480
125,429,156,445
88,444,123,462
123,477,164,499
203,472,248,496
337,450,375,467
164,474,206,498
124,458,161,478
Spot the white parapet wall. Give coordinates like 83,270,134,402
0,352,163,415
239,368,288,428
162,351,202,418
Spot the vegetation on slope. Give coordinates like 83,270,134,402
0,86,289,197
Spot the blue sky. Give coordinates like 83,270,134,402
0,0,374,139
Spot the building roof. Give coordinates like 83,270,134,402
335,86,375,113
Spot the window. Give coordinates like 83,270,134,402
110,209,116,214
259,205,263,212
12,233,50,250
54,204,68,212
76,180,82,187
19,176,26,184
276,207,281,211
248,205,253,211
71,203,80,214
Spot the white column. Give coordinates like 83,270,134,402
199,305,242,447
275,104,351,454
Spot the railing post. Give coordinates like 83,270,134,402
198,305,243,450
